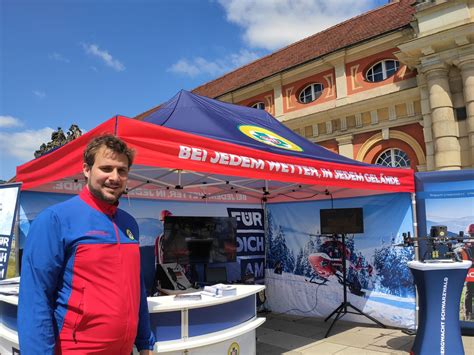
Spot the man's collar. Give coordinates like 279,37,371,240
79,186,118,216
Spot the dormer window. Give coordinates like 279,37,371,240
298,83,324,104
251,102,265,110
366,59,400,82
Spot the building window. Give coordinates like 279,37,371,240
298,83,324,104
455,107,467,121
366,59,399,82
251,102,265,110
375,148,410,168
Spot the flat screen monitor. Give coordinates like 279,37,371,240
162,216,237,264
320,208,364,234
206,266,228,284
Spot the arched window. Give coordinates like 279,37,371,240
366,59,400,82
251,102,265,110
375,148,410,168
298,83,324,104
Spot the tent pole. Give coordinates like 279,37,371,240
262,185,268,312
411,192,419,333
411,193,419,260
14,204,20,277
177,170,182,189
114,115,119,135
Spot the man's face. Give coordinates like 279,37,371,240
83,146,129,204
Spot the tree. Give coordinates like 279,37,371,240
373,245,415,297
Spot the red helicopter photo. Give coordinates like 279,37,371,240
306,235,373,296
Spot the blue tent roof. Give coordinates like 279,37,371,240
415,169,474,186
141,90,368,166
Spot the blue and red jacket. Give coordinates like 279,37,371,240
18,187,155,354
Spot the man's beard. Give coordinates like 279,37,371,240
88,180,123,204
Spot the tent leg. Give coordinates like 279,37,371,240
410,192,419,334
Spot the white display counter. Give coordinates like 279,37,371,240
0,278,20,355
0,281,265,355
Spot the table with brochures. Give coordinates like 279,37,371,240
0,280,265,355
147,284,265,354
0,278,20,354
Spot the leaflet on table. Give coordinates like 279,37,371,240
173,293,202,301
202,284,237,297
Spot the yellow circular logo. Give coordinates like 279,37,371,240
239,125,303,152
126,229,135,240
228,342,240,355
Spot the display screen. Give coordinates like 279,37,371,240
320,208,364,234
162,216,237,264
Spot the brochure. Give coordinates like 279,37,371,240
202,283,237,297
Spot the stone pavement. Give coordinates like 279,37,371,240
256,312,474,354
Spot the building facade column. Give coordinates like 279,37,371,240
336,134,354,159
423,62,461,170
456,54,474,168
417,73,435,170
332,58,348,106
273,84,284,120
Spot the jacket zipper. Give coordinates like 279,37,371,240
112,216,121,247
111,216,130,343
72,285,85,343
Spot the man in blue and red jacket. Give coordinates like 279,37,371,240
18,135,155,354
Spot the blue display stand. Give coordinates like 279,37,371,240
408,260,471,355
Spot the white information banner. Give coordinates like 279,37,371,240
0,183,21,279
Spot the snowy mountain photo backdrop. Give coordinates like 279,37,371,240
265,193,416,328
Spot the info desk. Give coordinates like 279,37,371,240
0,283,265,355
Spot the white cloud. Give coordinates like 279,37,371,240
169,59,201,77
0,127,54,160
0,115,23,128
218,0,376,50
49,52,70,63
168,49,260,77
229,49,261,67
81,43,125,71
33,90,46,99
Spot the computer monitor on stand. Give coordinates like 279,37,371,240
320,208,386,337
187,238,213,284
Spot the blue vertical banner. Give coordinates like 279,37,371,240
415,170,474,333
0,183,22,279
227,208,265,283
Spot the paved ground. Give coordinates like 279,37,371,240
256,312,474,354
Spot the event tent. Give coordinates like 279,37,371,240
16,90,414,201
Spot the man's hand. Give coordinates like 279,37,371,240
139,350,153,355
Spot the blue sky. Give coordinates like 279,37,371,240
1,0,387,181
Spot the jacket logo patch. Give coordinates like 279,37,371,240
85,230,109,236
126,229,135,240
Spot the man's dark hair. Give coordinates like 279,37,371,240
83,134,135,168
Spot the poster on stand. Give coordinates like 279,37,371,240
0,183,21,279
227,208,265,284
415,170,474,328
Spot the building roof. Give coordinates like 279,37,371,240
136,0,415,120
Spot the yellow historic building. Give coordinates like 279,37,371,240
138,0,474,172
